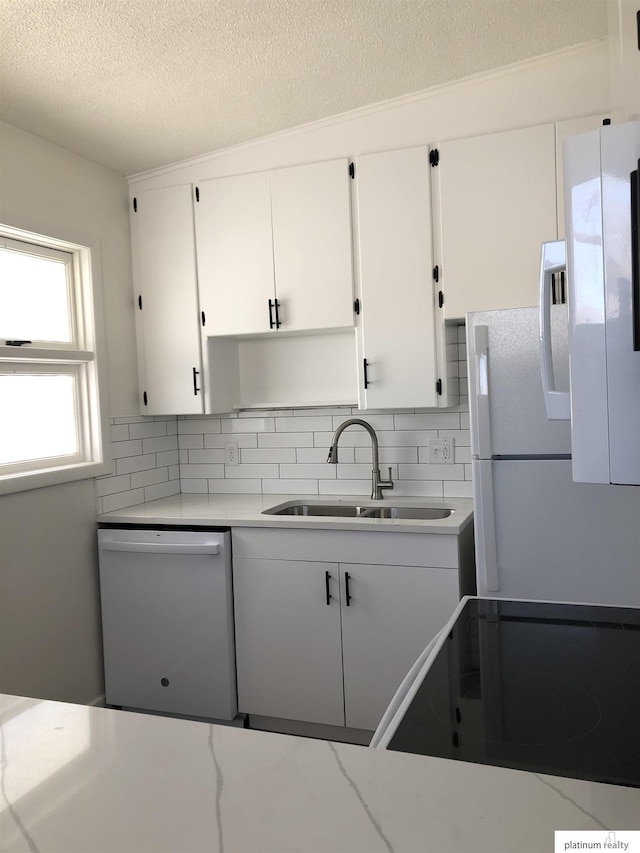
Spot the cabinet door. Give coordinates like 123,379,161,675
433,124,558,318
131,185,203,414
340,563,459,731
555,115,609,239
194,172,275,336
270,159,354,332
233,558,345,726
355,146,439,408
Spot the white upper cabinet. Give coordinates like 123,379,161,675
194,158,355,337
131,184,203,415
432,123,558,318
270,158,355,332
194,172,275,336
354,146,442,408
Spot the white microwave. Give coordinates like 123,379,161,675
539,120,640,487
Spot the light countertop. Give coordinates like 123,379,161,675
96,493,474,535
1,694,638,853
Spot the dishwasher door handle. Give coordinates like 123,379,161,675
99,541,221,555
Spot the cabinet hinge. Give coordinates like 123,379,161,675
438,290,444,309
436,378,443,396
433,265,439,283
132,197,138,212
138,294,142,310
201,310,206,327
353,298,360,315
349,162,355,179
429,148,439,167
195,186,200,202
143,391,148,406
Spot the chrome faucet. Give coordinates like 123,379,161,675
327,418,393,500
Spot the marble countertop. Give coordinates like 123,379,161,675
96,493,474,535
1,694,638,853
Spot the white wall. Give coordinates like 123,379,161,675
0,123,136,703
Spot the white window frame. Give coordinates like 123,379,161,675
0,225,110,494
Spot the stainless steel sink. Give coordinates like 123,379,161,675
360,506,453,520
263,501,453,519
263,503,368,517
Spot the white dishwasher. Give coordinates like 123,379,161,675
97,527,237,721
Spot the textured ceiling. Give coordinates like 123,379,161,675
0,0,607,176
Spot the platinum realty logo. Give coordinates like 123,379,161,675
555,832,640,852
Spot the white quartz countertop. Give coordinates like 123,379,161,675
96,493,474,534
1,694,638,853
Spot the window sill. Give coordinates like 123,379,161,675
0,459,112,496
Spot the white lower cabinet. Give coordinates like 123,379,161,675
232,528,462,732
340,562,458,730
232,558,345,726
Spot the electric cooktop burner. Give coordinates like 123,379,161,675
387,598,640,787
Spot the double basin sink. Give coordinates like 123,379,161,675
262,501,453,520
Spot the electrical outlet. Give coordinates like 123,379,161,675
224,442,238,466
426,438,454,464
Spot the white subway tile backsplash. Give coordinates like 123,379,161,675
331,413,394,431
110,424,130,442
208,479,262,494
178,418,222,435
102,488,146,513
297,447,354,464
115,454,157,475
111,439,143,459
181,479,209,494
241,448,297,464
444,481,474,498
395,413,461,430
187,449,226,464
224,463,279,478
95,474,131,497
97,341,472,514
262,479,319,495
318,479,370,496
181,463,225,479
398,463,465,481
131,468,168,489
258,432,314,448
129,420,168,440
205,433,258,449
275,416,333,432
279,463,337,480
336,463,379,480
145,480,180,502
355,446,418,464
390,481,444,498
142,435,178,454
222,417,275,434
178,434,204,449
156,450,180,467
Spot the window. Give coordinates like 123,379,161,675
0,227,109,493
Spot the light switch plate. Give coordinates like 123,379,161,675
426,438,454,464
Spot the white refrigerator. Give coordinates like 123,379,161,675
467,305,640,606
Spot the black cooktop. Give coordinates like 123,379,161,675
387,598,640,788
